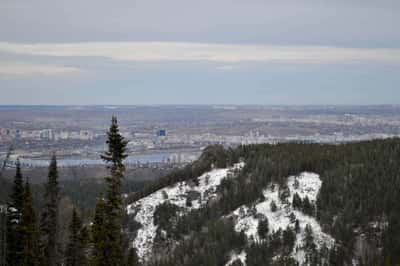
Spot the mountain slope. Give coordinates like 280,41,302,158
228,172,334,265
125,139,400,266
127,163,244,259
127,167,334,265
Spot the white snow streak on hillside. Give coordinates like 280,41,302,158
229,172,334,265
127,163,243,260
226,251,247,266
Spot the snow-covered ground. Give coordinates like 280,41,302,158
228,172,335,266
126,163,244,260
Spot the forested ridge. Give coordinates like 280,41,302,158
129,138,400,266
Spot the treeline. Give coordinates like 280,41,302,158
2,116,141,266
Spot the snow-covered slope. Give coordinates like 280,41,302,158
228,172,335,265
126,163,243,260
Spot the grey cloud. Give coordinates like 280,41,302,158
0,0,399,47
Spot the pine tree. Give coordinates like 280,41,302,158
91,198,108,266
302,196,314,216
40,155,60,266
292,192,302,209
6,159,25,266
295,219,300,233
97,116,128,266
257,218,269,239
65,208,87,266
303,224,316,251
20,179,39,266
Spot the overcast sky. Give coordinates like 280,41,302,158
0,0,399,105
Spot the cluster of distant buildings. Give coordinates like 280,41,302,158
0,128,95,142
3,125,399,149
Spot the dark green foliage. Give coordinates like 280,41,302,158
125,248,140,266
6,159,25,266
153,202,180,238
91,198,108,266
150,219,246,266
282,227,296,255
39,154,60,266
302,196,315,216
185,197,192,207
0,208,6,266
101,116,128,169
9,159,24,212
303,223,321,265
0,145,13,204
93,116,128,266
328,245,346,266
246,241,272,266
258,218,269,239
246,228,297,266
65,208,87,266
59,178,147,222
289,212,296,223
198,144,228,169
292,192,302,209
270,200,277,212
20,180,39,266
279,183,290,203
294,219,300,233
383,211,400,264
303,224,316,251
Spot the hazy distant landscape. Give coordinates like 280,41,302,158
2,105,400,169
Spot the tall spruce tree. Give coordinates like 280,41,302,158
40,155,60,266
20,179,39,266
65,208,87,266
6,159,25,266
98,116,128,266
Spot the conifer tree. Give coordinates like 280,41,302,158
91,198,108,266
98,116,128,265
257,218,269,239
292,192,302,209
20,179,39,266
40,155,60,266
6,159,25,266
303,224,316,251
65,208,87,266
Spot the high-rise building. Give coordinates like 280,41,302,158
157,129,166,137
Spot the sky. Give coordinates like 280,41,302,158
0,0,399,105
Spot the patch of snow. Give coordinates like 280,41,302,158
8,207,18,213
231,172,334,265
226,251,247,266
127,163,244,260
288,172,321,202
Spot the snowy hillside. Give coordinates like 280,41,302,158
227,172,335,265
126,163,244,260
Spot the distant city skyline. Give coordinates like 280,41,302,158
0,0,399,105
